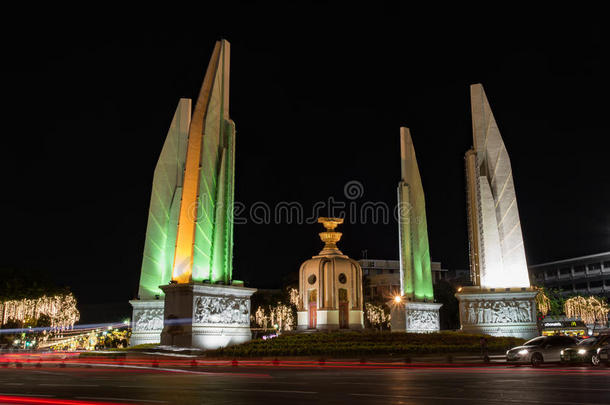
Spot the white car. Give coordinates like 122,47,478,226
506,336,578,367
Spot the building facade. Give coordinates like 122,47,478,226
359,259,448,302
529,252,610,298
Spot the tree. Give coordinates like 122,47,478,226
252,287,299,332
564,296,610,328
365,303,390,331
535,287,551,316
534,287,566,317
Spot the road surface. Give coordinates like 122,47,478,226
0,361,609,404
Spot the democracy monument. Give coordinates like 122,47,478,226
128,37,539,347
455,84,537,339
130,40,256,349
391,128,442,332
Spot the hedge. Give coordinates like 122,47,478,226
206,331,524,357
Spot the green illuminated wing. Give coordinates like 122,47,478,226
138,99,191,299
398,128,434,301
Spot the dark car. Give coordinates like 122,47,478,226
560,334,610,366
599,343,610,365
506,335,578,367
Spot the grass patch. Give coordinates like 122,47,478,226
207,331,524,358
126,343,160,350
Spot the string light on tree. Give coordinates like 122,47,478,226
564,296,609,326
365,303,390,331
0,293,80,329
535,288,551,316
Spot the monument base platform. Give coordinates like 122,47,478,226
391,301,442,333
129,299,164,346
296,309,364,330
455,286,538,339
159,283,256,350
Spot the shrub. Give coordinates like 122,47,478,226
206,331,524,358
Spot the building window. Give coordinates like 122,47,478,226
603,261,610,269
559,268,571,275
589,280,603,288
574,265,586,273
388,269,394,274
560,283,573,291
545,270,555,277
588,263,601,270
376,269,382,275
575,283,587,290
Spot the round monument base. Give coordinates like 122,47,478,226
296,309,364,330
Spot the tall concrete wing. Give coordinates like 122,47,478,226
393,128,441,333
457,85,537,339
131,40,255,348
466,83,530,289
172,39,235,285
137,99,191,300
397,128,434,301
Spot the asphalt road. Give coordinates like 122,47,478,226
1,363,609,404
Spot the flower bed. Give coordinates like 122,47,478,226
206,331,524,358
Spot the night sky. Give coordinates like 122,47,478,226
1,7,606,322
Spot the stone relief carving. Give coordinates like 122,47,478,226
134,308,164,331
406,309,439,331
461,299,533,325
193,296,250,325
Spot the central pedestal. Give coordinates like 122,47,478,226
391,301,442,333
455,286,538,339
159,283,256,350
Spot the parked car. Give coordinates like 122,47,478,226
560,334,610,366
506,335,578,367
599,343,610,365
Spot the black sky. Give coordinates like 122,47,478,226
0,6,607,321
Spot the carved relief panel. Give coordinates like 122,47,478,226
406,308,440,331
193,295,250,325
460,298,534,325
134,308,164,331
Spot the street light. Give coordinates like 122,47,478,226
394,295,402,303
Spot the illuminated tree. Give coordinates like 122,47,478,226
288,288,300,307
564,296,609,326
0,293,79,329
365,303,390,331
269,303,295,332
535,288,551,316
254,306,268,329
254,303,295,332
